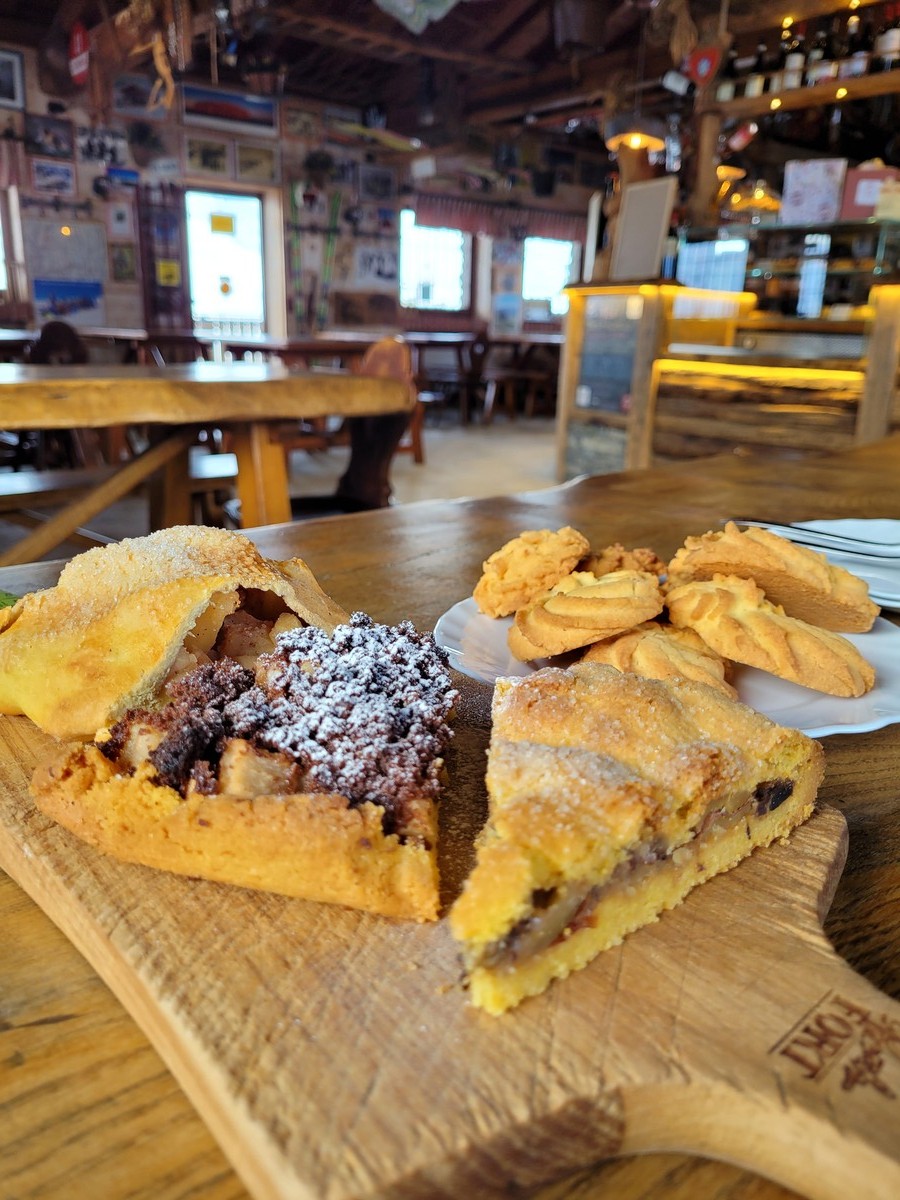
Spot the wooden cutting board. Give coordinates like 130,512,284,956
1,682,899,1200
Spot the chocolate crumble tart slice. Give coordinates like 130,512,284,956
31,614,458,922
449,661,824,1013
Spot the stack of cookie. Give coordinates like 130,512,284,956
473,521,879,699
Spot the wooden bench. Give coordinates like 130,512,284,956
0,453,240,557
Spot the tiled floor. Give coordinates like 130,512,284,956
0,415,619,564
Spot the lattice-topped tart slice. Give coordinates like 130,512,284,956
449,662,824,1013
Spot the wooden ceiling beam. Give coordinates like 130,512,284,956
269,2,532,75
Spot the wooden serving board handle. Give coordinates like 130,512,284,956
611,805,900,1200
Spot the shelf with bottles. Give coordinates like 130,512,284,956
696,4,900,119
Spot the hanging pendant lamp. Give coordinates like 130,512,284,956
604,13,666,154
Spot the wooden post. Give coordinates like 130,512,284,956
857,285,900,444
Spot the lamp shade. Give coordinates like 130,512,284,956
604,113,667,153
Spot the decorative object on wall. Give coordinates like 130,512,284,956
281,102,319,141
182,84,278,136
76,125,128,166
303,149,334,188
235,141,280,184
107,201,135,240
31,157,76,196
373,0,462,37
24,113,75,160
353,244,398,287
0,49,25,110
109,242,138,282
33,278,104,325
87,0,189,122
185,135,233,178
127,118,169,167
137,181,191,331
112,73,167,120
358,163,396,202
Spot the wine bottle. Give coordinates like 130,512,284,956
744,43,769,96
839,13,862,77
715,48,738,101
782,27,806,88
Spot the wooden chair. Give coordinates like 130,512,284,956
417,332,490,424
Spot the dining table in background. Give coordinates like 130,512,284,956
1,434,899,1200
0,359,412,565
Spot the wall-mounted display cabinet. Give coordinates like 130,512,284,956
677,220,900,318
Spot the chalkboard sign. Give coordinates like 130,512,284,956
609,176,677,283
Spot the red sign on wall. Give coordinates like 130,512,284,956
68,21,90,86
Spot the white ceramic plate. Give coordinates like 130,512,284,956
732,518,900,559
433,597,900,738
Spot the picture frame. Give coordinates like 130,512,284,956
357,162,396,202
235,141,280,185
109,242,138,283
0,49,25,111
30,157,76,197
24,113,75,160
184,134,234,178
281,100,319,141
609,175,678,283
112,73,167,120
181,84,278,137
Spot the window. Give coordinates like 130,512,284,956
399,208,471,311
522,236,577,318
184,189,266,337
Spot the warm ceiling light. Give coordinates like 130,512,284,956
782,16,793,28
836,86,848,98
849,0,860,8
604,113,667,154
770,97,783,109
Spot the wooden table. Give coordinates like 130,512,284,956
3,437,900,1199
0,361,412,565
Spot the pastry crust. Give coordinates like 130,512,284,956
473,526,590,618
666,575,875,698
449,662,824,1013
32,744,440,921
581,621,737,697
511,570,664,658
28,613,457,922
666,521,879,633
0,526,348,740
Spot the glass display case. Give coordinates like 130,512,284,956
677,220,900,318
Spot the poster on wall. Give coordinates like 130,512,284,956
33,278,105,325
182,84,278,136
353,244,398,288
31,158,76,196
112,73,167,120
107,200,135,240
77,125,128,166
184,134,233,178
24,113,75,159
109,243,137,283
281,101,319,141
357,163,395,202
235,141,280,184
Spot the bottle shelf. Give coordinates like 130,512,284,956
696,66,900,120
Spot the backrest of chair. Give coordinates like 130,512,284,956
356,336,416,406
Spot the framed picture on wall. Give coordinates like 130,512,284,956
357,163,395,202
112,73,167,120
109,242,138,283
281,100,319,141
24,113,75,159
31,157,76,197
0,49,25,110
235,141,280,184
182,84,278,136
184,134,234,178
